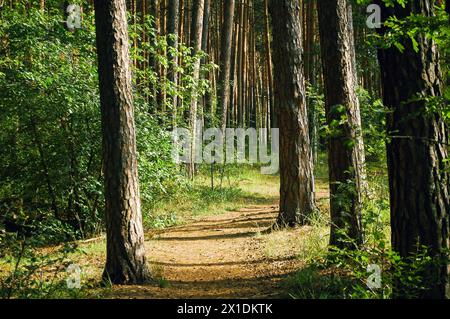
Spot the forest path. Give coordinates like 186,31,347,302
105,204,308,299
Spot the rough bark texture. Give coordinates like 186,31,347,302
94,0,150,284
376,0,450,299
269,0,315,226
317,0,366,249
218,0,236,132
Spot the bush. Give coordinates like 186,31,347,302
0,6,206,243
0,229,80,299
287,170,447,299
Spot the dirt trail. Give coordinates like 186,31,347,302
106,204,306,299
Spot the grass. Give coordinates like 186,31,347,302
142,164,279,230
0,165,283,299
2,158,392,299
285,265,355,299
281,160,393,300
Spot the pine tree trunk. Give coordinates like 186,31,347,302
148,0,159,113
167,0,179,126
201,0,212,125
264,0,275,128
217,0,235,132
188,0,205,178
376,0,449,299
317,0,366,249
94,0,151,284
269,0,315,227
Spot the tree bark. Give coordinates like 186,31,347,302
217,0,235,132
376,0,449,299
167,0,180,126
269,0,316,227
94,0,151,284
317,0,366,249
188,0,205,178
264,0,276,128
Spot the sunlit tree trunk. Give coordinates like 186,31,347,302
94,0,150,284
217,0,235,133
269,0,316,227
167,0,179,126
188,0,205,178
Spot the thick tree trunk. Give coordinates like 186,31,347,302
217,0,235,132
376,0,449,299
304,0,317,163
269,0,315,227
94,0,151,284
317,0,366,249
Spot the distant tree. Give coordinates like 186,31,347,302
94,0,151,284
167,0,180,124
217,0,236,133
269,0,316,226
188,0,205,178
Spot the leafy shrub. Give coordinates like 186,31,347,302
0,5,212,242
0,230,79,299
287,171,446,299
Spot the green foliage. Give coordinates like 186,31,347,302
0,5,209,243
130,14,217,125
0,229,80,299
357,87,387,163
286,264,355,299
0,7,103,240
324,244,444,299
287,169,445,299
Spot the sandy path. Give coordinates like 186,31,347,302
106,205,305,299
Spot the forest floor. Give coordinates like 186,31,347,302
76,171,330,299
109,205,303,298
1,167,330,299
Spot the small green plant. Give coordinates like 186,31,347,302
146,212,179,230
149,263,170,288
0,232,79,299
286,265,354,299
286,168,446,299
